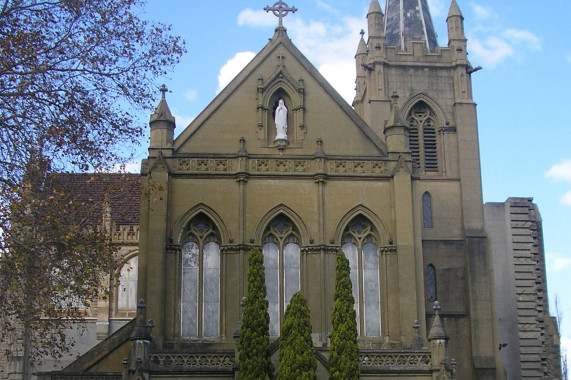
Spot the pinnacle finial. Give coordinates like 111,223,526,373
433,300,441,315
360,29,365,37
159,84,168,100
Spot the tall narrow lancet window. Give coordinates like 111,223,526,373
422,192,433,228
262,215,300,337
341,217,381,337
117,255,138,312
407,102,438,172
425,264,437,302
181,215,220,338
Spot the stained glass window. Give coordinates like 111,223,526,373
262,216,300,336
342,217,381,337
181,215,220,338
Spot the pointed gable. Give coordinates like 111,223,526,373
174,27,386,157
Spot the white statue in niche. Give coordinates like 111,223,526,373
274,98,288,140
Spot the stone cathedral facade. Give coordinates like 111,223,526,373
15,1,559,380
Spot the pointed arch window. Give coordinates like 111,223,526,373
117,255,138,312
262,215,301,337
422,192,433,228
407,102,438,173
341,217,381,337
425,264,437,302
181,215,220,338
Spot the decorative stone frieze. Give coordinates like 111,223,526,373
359,351,431,368
149,353,234,369
177,158,235,172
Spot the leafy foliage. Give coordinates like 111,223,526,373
278,291,316,380
239,249,274,380
329,250,360,380
0,0,184,365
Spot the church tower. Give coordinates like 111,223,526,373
354,1,498,378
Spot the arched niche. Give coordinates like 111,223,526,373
256,68,306,149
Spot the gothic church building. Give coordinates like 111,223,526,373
32,1,561,379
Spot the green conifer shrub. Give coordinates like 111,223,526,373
329,250,360,379
278,291,316,380
238,249,274,380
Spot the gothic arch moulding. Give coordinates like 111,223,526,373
401,93,447,126
170,203,231,246
256,62,306,148
253,204,311,246
333,205,391,245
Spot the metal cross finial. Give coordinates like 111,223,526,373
159,84,168,99
264,0,297,28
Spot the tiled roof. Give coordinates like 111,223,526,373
43,173,141,226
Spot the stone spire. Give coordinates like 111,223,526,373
367,0,384,38
428,301,449,372
446,0,466,43
150,84,175,124
149,84,175,156
384,0,438,51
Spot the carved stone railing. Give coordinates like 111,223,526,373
45,374,121,380
149,352,235,371
360,351,431,369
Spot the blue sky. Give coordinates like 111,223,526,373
140,0,571,359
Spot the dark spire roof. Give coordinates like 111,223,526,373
384,0,438,52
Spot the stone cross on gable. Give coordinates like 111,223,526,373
264,1,297,28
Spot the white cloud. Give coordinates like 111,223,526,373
237,9,275,27
216,51,256,94
286,16,364,103
315,0,339,15
471,3,496,20
184,90,197,102
562,191,571,206
546,160,571,183
546,160,571,206
468,36,514,67
502,28,541,51
546,252,571,272
173,113,194,129
318,61,356,104
562,337,571,356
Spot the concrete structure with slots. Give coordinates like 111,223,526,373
484,198,561,379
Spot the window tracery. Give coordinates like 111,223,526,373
341,216,381,337
262,215,300,337
407,102,438,173
181,214,220,338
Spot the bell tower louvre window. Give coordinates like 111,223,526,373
407,102,439,173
